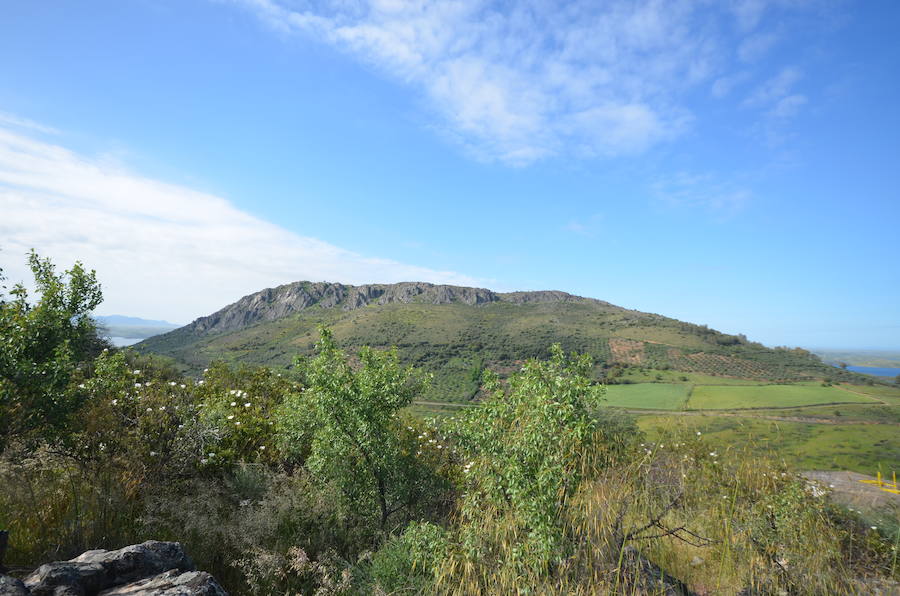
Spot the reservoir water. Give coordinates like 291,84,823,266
844,365,900,378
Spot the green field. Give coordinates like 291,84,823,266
686,384,877,410
602,383,690,410
639,414,900,475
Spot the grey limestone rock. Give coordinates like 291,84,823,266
97,570,226,596
24,542,194,596
0,575,29,596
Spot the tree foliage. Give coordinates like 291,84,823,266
279,328,438,539
0,251,105,448
447,345,605,574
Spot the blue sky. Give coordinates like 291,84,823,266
1,0,898,349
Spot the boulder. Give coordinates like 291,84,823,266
24,542,194,596
0,575,29,596
97,571,226,596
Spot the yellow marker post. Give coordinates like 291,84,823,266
859,470,899,494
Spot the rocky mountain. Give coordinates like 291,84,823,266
182,281,604,337
136,281,864,402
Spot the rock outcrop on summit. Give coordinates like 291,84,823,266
183,281,603,338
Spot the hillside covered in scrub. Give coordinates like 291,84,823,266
137,281,866,401
3,255,898,595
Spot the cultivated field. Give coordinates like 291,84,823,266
602,383,690,409
686,383,877,410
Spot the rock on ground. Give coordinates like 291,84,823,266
97,571,226,596
12,541,225,596
0,575,29,596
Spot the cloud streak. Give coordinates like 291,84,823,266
234,0,820,165
0,122,480,323
237,0,751,164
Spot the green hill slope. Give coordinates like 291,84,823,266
136,281,868,401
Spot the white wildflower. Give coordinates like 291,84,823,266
244,402,251,408
227,415,234,420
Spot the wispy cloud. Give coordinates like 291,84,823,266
737,31,780,63
564,213,604,237
0,119,481,323
0,111,60,135
652,172,752,218
236,0,771,164
743,66,802,108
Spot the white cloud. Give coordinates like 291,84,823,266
235,0,741,164
0,111,60,135
0,122,480,323
653,172,752,218
744,66,802,108
564,213,604,237
769,93,807,118
711,71,751,99
737,31,780,62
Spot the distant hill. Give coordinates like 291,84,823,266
96,315,179,327
812,349,900,369
96,315,180,342
135,281,871,401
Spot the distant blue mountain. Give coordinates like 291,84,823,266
95,315,179,327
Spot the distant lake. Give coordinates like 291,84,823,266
844,365,900,378
110,336,143,347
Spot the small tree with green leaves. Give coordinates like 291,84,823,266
279,328,432,540
444,345,605,579
0,251,104,449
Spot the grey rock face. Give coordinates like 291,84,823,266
97,571,226,596
0,575,29,596
23,542,196,596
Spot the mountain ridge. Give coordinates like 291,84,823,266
185,280,613,338
135,280,874,402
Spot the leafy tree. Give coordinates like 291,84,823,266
279,328,433,538
0,251,105,449
447,345,604,574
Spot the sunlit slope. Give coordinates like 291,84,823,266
136,281,866,401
